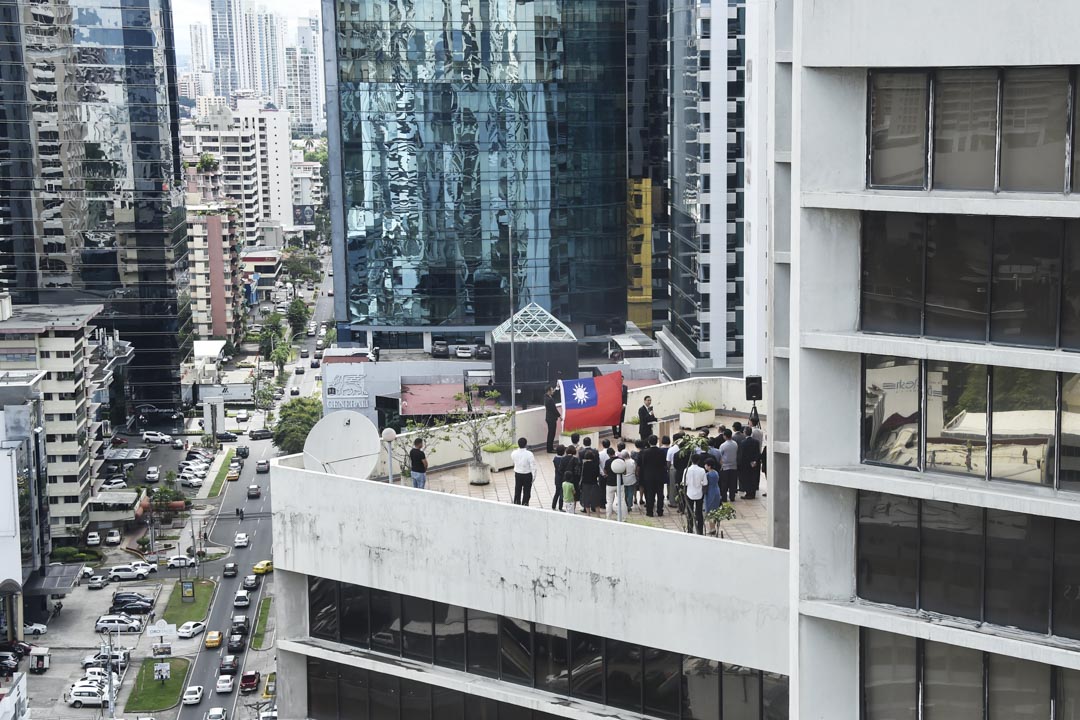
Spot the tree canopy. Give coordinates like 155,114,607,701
286,298,311,337
273,396,323,454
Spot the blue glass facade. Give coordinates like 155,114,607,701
0,0,191,410
328,0,628,336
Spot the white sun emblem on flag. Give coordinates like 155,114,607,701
572,383,589,405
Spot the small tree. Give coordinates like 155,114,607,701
254,386,276,411
164,470,177,491
273,397,323,454
270,343,291,377
391,419,451,479
259,314,285,356
448,389,514,465
286,298,311,337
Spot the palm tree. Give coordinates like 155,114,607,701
270,343,291,377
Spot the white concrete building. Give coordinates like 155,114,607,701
284,44,318,137
291,152,324,211
178,70,215,101
296,16,326,134
767,1,1080,717
235,98,293,225
190,22,213,73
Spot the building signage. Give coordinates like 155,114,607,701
293,205,316,226
324,371,370,410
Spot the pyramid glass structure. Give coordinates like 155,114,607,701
491,303,577,343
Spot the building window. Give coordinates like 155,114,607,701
1000,68,1069,192
860,213,924,335
932,69,998,191
466,609,499,678
920,500,983,619
856,491,918,607
402,596,433,662
869,72,929,188
989,367,1056,486
433,602,466,671
923,642,983,720
924,215,991,340
701,82,710,101
862,355,921,467
860,630,917,720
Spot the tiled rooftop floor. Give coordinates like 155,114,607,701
419,416,772,545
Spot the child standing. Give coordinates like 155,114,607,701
562,470,577,514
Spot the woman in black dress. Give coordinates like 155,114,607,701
579,448,603,516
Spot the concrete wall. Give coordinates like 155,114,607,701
271,462,790,674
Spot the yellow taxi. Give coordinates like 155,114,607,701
226,468,240,481
252,560,274,575
204,630,223,648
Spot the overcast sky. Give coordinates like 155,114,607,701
173,0,321,62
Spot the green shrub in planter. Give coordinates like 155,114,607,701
682,400,714,413
52,546,78,561
482,440,516,453
137,537,151,549
71,553,93,563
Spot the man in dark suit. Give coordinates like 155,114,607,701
544,387,561,453
638,395,658,442
612,384,629,438
737,431,762,499
637,434,668,517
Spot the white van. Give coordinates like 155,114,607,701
95,615,142,633
68,686,110,708
233,590,251,608
81,648,130,669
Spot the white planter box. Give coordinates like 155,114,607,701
481,448,515,471
680,409,715,431
468,462,489,485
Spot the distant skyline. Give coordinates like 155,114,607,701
173,0,320,66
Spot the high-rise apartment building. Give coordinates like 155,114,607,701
291,152,324,210
284,45,318,137
211,0,243,98
235,99,292,225
296,16,326,135
657,0,763,379
0,0,192,411
190,21,213,73
324,0,628,349
239,5,287,97
178,70,216,101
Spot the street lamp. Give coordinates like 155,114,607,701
611,457,626,522
381,428,396,484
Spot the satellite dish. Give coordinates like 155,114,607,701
302,410,382,479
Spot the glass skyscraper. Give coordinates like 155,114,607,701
325,0,628,345
0,0,191,410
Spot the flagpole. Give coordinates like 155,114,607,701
509,231,517,439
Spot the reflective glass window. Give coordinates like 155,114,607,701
308,577,339,641
990,217,1062,347
1053,519,1080,639
1060,222,1080,350
307,657,339,720
605,639,642,712
990,367,1057,486
924,642,982,720
924,215,991,340
433,602,465,671
920,501,983,619
1060,668,1080,720
1000,67,1069,192
762,672,790,720
369,671,399,720
499,617,532,686
933,69,998,190
369,589,401,655
499,704,531,720
863,355,921,467
925,362,988,478
987,654,1050,719
569,631,604,703
1063,376,1080,490
534,624,569,695
857,491,918,607
466,609,499,678
722,665,761,720
870,72,929,187
682,657,721,720
431,686,464,720
643,648,680,719
340,583,369,647
402,596,433,662
985,509,1051,632
861,213,925,335
862,630,916,720
339,665,369,718
464,695,498,720
400,678,430,720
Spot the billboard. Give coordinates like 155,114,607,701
200,383,253,403
322,362,370,411
293,205,316,226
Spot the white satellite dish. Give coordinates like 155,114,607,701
302,410,382,479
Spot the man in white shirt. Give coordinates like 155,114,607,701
511,437,539,506
682,454,708,534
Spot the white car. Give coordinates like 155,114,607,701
88,575,110,589
105,530,121,545
146,466,160,482
23,621,47,636
167,554,195,569
233,590,250,608
142,431,172,444
177,621,206,638
82,669,120,687
100,478,127,491
181,476,204,488
234,533,249,548
183,685,204,705
215,675,234,694
236,410,249,422
206,707,228,720
130,560,157,575
86,532,101,546
455,345,475,358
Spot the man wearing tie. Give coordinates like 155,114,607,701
638,395,658,442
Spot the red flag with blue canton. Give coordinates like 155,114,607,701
559,371,624,431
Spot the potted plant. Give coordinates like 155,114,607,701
450,389,514,485
680,400,715,430
481,440,517,471
705,502,738,538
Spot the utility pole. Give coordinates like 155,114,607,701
105,629,117,720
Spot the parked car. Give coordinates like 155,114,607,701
88,575,110,590
234,533,249,548
215,675,235,694
235,410,249,422
236,445,250,458
181,476,203,488
216,431,238,442
290,387,300,396
247,484,261,498
255,460,270,474
223,562,239,578
167,554,195,569
219,655,240,675
455,345,475,359
68,687,110,709
249,429,272,441
86,532,101,546
80,649,129,670
476,344,493,359
100,478,127,491
431,340,450,358
242,574,260,590
105,530,121,545
145,466,160,482
110,600,152,615
183,685,204,705
110,436,128,446
177,621,206,638
239,671,262,694
227,634,247,652
108,564,148,581
172,438,185,449
112,591,152,604
204,631,223,648
130,560,157,575
142,431,172,444
95,615,141,633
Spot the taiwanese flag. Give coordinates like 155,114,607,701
559,371,624,431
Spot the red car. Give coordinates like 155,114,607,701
110,436,128,446
239,670,261,694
